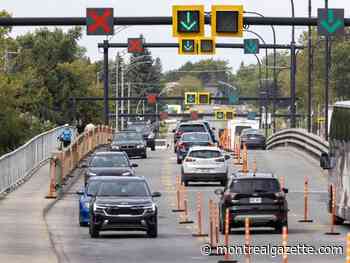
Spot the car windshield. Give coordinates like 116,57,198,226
113,132,143,141
128,125,150,133
87,181,101,196
241,129,263,136
182,133,209,142
230,179,280,193
90,154,129,167
97,180,150,197
179,124,206,133
189,150,222,159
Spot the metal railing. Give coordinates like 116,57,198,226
266,128,329,159
0,125,76,195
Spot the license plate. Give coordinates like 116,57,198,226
249,197,262,204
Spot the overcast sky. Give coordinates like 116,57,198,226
2,0,349,73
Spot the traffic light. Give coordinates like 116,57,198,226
178,38,198,55
318,8,344,36
172,5,205,37
128,38,144,54
185,92,198,105
198,38,216,55
86,8,114,35
225,110,234,120
211,5,243,37
198,92,210,104
147,94,157,105
215,110,226,120
244,39,259,54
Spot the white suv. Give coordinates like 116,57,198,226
181,146,230,186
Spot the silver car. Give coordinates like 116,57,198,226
181,146,230,186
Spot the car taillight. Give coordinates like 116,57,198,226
215,158,225,162
176,131,183,137
185,157,195,162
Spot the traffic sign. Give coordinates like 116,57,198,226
211,5,243,37
244,39,259,54
172,5,205,37
128,38,144,54
86,8,114,35
198,92,210,104
179,39,197,55
198,38,216,55
147,94,157,104
228,95,239,105
185,92,197,105
318,8,344,36
215,110,225,120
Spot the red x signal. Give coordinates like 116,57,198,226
147,94,157,105
86,8,114,35
128,38,144,54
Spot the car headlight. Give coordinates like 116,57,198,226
87,172,97,176
93,203,106,212
144,203,156,213
136,144,145,149
122,171,132,176
111,145,120,150
148,133,155,139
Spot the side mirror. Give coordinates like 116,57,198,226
225,155,231,160
214,189,224,196
320,152,331,170
80,163,88,169
282,188,289,194
131,163,138,168
152,192,161,198
76,190,84,195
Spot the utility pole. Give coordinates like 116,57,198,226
127,82,131,123
103,40,109,125
290,0,297,129
324,0,330,140
115,53,119,131
307,0,313,133
121,64,125,129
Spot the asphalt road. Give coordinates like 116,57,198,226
45,140,347,263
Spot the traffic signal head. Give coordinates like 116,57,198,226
215,110,225,120
86,8,114,35
198,38,216,55
198,92,210,104
147,94,157,105
185,92,198,105
172,5,205,37
211,5,243,37
317,8,344,36
225,110,234,120
244,38,259,54
128,38,144,54
179,38,197,55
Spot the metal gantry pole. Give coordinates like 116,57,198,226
324,0,330,140
115,53,119,131
255,55,263,130
103,40,109,125
121,65,125,129
290,0,297,128
307,0,313,133
127,82,131,123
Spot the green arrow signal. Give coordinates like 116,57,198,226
321,9,343,33
180,12,198,31
183,40,193,51
246,40,257,53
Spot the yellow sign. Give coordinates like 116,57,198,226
211,5,244,37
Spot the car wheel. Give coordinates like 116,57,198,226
335,216,344,225
89,218,100,238
147,217,158,238
151,144,156,151
275,220,288,234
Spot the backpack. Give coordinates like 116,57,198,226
62,129,72,142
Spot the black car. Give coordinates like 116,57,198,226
172,122,209,153
240,128,266,149
215,172,288,234
82,152,138,184
127,123,155,151
110,131,147,158
89,176,161,238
